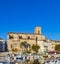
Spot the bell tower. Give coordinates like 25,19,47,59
34,26,41,34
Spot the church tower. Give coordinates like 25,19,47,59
34,26,41,34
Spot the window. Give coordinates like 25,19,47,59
43,40,46,42
9,35,13,39
28,36,30,39
11,44,12,48
38,31,40,34
19,36,22,39
44,46,48,48
14,54,17,56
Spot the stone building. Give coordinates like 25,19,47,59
37,39,55,54
7,26,60,53
7,26,46,52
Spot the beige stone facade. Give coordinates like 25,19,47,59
7,26,46,52
7,26,60,53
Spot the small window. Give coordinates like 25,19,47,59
19,36,22,39
11,44,12,48
9,35,13,39
14,54,17,56
38,31,40,34
43,40,46,42
28,36,30,39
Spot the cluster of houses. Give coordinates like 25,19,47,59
0,26,60,54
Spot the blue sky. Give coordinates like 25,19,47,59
0,0,60,40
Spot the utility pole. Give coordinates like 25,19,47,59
36,37,38,60
36,37,38,46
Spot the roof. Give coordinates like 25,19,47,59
8,32,42,35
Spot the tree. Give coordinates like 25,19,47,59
20,41,26,51
55,44,60,51
11,48,18,52
12,49,14,51
33,59,40,64
20,41,30,52
31,44,40,54
14,48,18,52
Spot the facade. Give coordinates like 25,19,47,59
7,26,46,52
54,40,60,45
7,26,60,53
37,40,55,54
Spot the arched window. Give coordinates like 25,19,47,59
11,44,12,48
38,31,40,34
19,36,22,39
28,36,30,39
9,35,13,39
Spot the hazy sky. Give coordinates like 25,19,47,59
0,0,60,40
